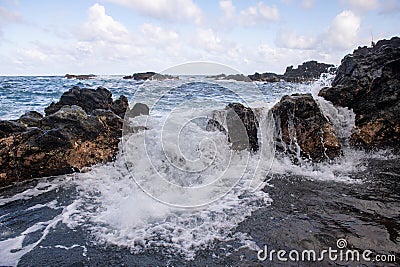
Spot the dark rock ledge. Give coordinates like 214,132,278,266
319,37,400,150
0,87,131,187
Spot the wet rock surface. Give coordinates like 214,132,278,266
207,103,259,152
271,93,342,162
0,87,130,187
319,37,400,149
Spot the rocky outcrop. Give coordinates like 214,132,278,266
207,103,259,152
0,87,135,187
44,86,129,118
271,94,341,162
319,37,400,149
207,95,341,161
283,61,334,82
248,72,281,82
123,72,178,81
248,61,334,83
207,74,251,82
64,74,96,80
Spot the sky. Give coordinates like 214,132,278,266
0,0,399,75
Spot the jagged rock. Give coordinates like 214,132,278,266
44,86,128,118
283,61,334,82
17,111,43,127
248,61,334,83
0,120,27,138
272,93,341,162
248,72,281,82
0,88,128,187
111,95,129,118
126,103,149,118
64,74,96,80
123,72,178,81
319,37,400,149
207,103,259,152
206,118,227,134
208,74,251,82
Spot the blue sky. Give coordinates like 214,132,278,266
0,0,399,75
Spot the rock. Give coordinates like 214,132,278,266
111,95,129,118
206,118,227,134
226,103,259,151
208,74,251,82
319,37,400,149
248,72,281,82
17,111,43,127
0,87,128,187
248,61,334,83
272,93,341,162
283,61,335,82
0,120,27,138
44,86,127,117
207,103,259,152
64,74,96,80
123,72,178,81
126,103,149,118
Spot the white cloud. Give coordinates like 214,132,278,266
239,2,280,26
79,3,130,43
105,0,202,25
276,31,317,49
17,48,47,61
140,23,179,44
301,0,315,9
194,28,223,51
340,0,380,12
326,10,361,49
219,0,235,19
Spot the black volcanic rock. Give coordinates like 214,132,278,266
319,37,400,148
17,111,43,127
0,87,133,187
45,86,128,119
248,72,281,82
207,103,259,152
248,61,334,83
283,61,334,82
271,93,341,162
123,72,178,81
64,74,96,80
225,103,259,152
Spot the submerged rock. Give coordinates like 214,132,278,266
319,37,400,149
271,93,341,162
0,87,129,187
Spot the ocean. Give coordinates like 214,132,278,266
0,75,398,266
